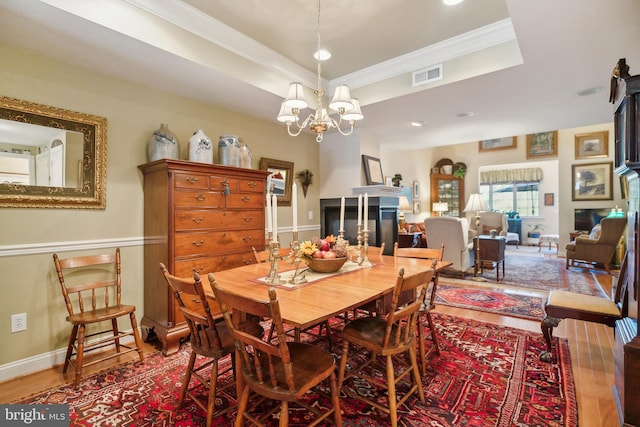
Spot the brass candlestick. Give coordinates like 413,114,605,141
356,224,363,264
360,228,372,267
337,229,346,246
266,241,282,285
287,231,307,285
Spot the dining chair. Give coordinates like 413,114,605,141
348,243,386,320
337,266,435,427
52,248,145,385
394,242,445,374
210,274,342,427
253,246,332,348
160,263,264,427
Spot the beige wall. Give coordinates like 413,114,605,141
0,44,319,376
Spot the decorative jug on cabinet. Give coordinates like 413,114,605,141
218,135,240,167
147,123,180,162
188,129,213,163
239,141,252,168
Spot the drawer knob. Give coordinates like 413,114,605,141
243,217,252,222
242,195,250,202
192,217,204,224
248,181,257,188
242,236,252,242
195,193,206,201
186,177,199,184
192,239,205,247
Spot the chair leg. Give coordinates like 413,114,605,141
63,324,78,374
234,385,250,427
337,340,350,390
426,312,441,356
416,317,427,376
129,312,145,363
206,358,218,427
409,343,425,402
111,318,121,352
279,401,289,427
74,325,87,385
540,315,561,363
329,371,343,426
179,351,197,406
385,355,399,427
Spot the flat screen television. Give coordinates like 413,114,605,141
574,208,611,233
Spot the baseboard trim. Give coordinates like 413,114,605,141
0,333,137,383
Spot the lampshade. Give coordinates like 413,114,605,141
283,82,308,110
463,193,488,213
398,195,411,211
329,85,354,111
342,98,364,121
276,102,296,123
432,202,449,215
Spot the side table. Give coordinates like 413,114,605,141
398,232,423,248
473,236,506,281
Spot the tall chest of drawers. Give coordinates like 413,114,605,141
139,159,269,355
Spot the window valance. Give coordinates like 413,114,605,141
480,167,543,184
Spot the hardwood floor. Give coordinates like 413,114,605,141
0,249,621,426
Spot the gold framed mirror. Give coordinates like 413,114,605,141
0,96,107,209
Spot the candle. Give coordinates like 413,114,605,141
266,192,272,233
363,193,368,231
272,194,278,243
357,194,362,226
292,183,298,232
339,196,345,232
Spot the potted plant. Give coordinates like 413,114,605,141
295,169,314,198
392,173,403,187
527,224,545,238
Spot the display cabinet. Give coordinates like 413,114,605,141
430,174,464,217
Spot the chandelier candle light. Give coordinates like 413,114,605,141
277,0,364,142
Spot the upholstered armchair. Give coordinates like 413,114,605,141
566,217,626,272
424,216,474,278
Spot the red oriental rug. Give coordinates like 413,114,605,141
435,284,546,320
16,314,578,426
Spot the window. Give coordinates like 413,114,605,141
479,167,542,216
480,182,539,216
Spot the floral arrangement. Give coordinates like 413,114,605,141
298,235,348,260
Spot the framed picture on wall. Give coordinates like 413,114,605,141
413,200,421,214
575,131,609,159
413,180,420,199
362,155,384,185
526,131,558,159
544,193,554,206
571,162,613,201
478,136,516,152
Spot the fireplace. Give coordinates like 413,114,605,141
320,196,399,256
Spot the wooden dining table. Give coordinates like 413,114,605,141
206,255,452,398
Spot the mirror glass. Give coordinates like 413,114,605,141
0,96,107,209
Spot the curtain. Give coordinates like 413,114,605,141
480,167,543,184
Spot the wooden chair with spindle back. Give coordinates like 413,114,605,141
160,263,264,427
394,242,445,374
210,274,342,426
337,266,435,427
52,248,144,386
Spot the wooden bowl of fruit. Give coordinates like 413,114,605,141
304,255,347,273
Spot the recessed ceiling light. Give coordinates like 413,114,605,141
443,0,465,5
411,121,425,127
456,112,474,118
314,49,331,61
577,87,603,96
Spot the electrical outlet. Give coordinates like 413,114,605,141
308,210,313,220
11,313,27,333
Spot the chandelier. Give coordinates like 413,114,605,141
277,0,363,142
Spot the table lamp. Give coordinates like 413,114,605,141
397,195,411,231
432,202,448,216
464,193,488,281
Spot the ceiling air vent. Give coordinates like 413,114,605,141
412,64,443,87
